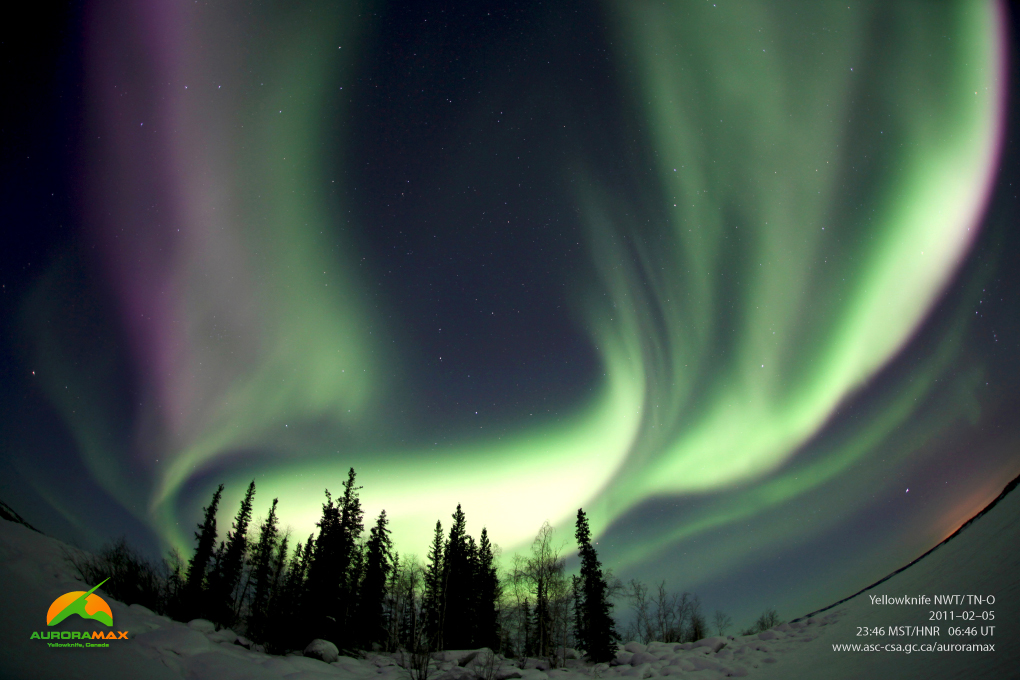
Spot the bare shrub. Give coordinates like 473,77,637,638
740,607,782,635
473,649,503,680
64,538,178,614
625,580,705,643
713,610,732,636
400,636,434,680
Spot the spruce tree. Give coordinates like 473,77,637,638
269,533,290,606
574,508,618,662
441,504,474,649
302,468,364,644
208,480,256,626
263,533,289,649
384,552,401,651
335,469,365,640
183,483,223,616
247,498,280,642
571,575,584,650
304,490,341,640
465,534,479,645
475,527,500,650
277,534,314,651
354,509,393,649
423,520,444,649
210,540,225,592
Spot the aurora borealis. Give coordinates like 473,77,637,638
2,0,1019,626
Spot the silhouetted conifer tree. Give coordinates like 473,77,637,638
383,551,401,650
247,498,280,642
210,541,225,592
475,527,500,649
574,508,618,662
304,490,340,640
269,533,290,604
441,504,475,649
339,469,365,641
466,533,479,643
303,468,364,644
275,534,313,651
262,533,289,649
208,480,256,626
571,575,584,650
183,483,223,617
423,520,445,648
354,509,392,649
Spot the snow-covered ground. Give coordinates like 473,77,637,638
1,480,1016,680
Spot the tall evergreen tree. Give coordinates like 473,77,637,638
465,533,479,645
183,483,224,616
304,491,341,640
302,468,364,644
354,509,393,649
262,533,290,648
474,527,500,649
208,480,256,626
441,504,474,649
571,575,584,651
574,508,618,662
276,534,314,651
384,552,401,651
269,533,290,608
335,469,365,640
247,498,280,642
423,520,444,649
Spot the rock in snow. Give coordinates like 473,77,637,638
187,619,217,634
303,638,340,663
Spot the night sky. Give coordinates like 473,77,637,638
2,0,1019,628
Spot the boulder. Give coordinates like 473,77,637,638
207,628,238,644
436,668,473,680
304,638,340,664
187,619,216,634
459,648,493,667
691,637,728,653
434,649,485,666
629,652,658,666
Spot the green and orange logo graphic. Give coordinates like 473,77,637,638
30,578,130,645
46,578,113,627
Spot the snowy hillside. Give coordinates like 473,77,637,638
0,477,1017,680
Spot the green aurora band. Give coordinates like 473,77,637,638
31,0,1005,573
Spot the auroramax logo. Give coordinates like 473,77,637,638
31,578,130,646
46,578,113,627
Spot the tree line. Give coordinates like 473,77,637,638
71,468,622,662
67,468,779,662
